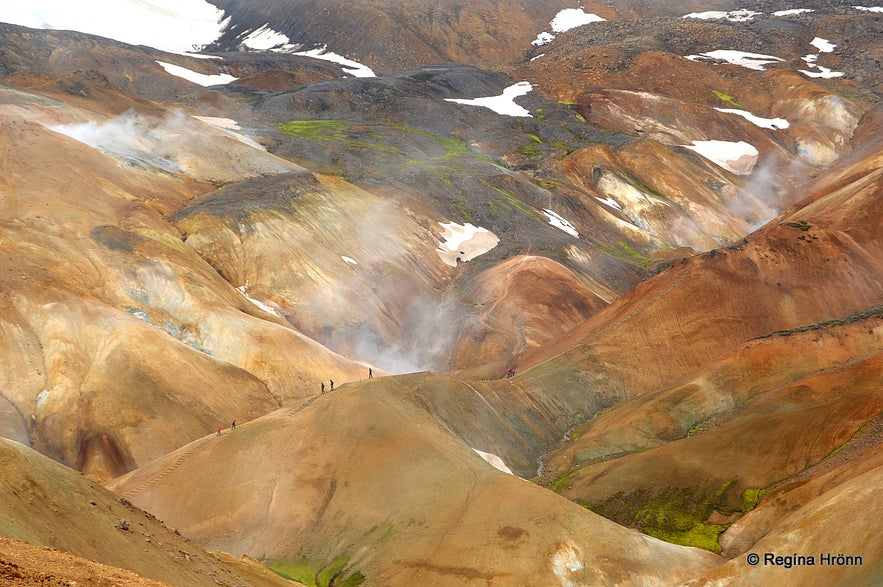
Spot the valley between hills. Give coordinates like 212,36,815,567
0,1,880,586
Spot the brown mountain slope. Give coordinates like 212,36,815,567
543,308,883,468
108,380,720,586
687,460,883,587
208,0,575,74
545,324,882,553
1,537,171,587
0,102,366,480
451,255,611,370
0,438,303,587
169,170,457,374
517,145,883,565
507,146,883,393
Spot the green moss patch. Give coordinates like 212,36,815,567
710,89,741,108
486,184,541,220
595,481,739,553
516,143,541,157
741,488,765,513
270,554,366,587
759,305,883,339
279,120,349,141
592,240,656,269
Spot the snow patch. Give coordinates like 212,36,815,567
0,0,230,54
853,6,883,13
799,65,845,79
446,82,533,117
192,116,240,130
156,61,237,86
543,209,579,238
799,37,844,79
191,116,267,151
241,24,291,50
532,8,604,46
683,9,761,22
182,53,222,60
292,45,375,78
685,50,785,71
683,140,759,175
341,256,358,265
551,8,606,32
436,222,499,267
237,285,280,316
532,32,556,46
595,196,622,211
811,37,837,53
472,449,513,474
714,108,789,130
773,8,815,16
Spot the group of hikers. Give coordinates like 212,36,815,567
218,367,376,435
217,419,236,436
321,367,373,394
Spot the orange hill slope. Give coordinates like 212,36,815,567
510,145,883,398
108,380,720,586
0,106,368,481
0,537,172,587
687,458,883,587
0,438,303,587
543,316,882,552
515,143,883,576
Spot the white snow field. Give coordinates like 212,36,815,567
0,2,376,77
685,50,785,71
800,37,844,79
811,37,837,53
682,10,761,22
436,222,500,267
237,285,281,316
191,116,267,151
445,82,534,117
0,0,229,54
683,140,759,175
596,196,623,211
240,24,292,51
532,8,605,46
292,45,376,78
773,9,815,16
155,61,237,86
714,108,789,130
472,449,513,474
543,209,579,238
